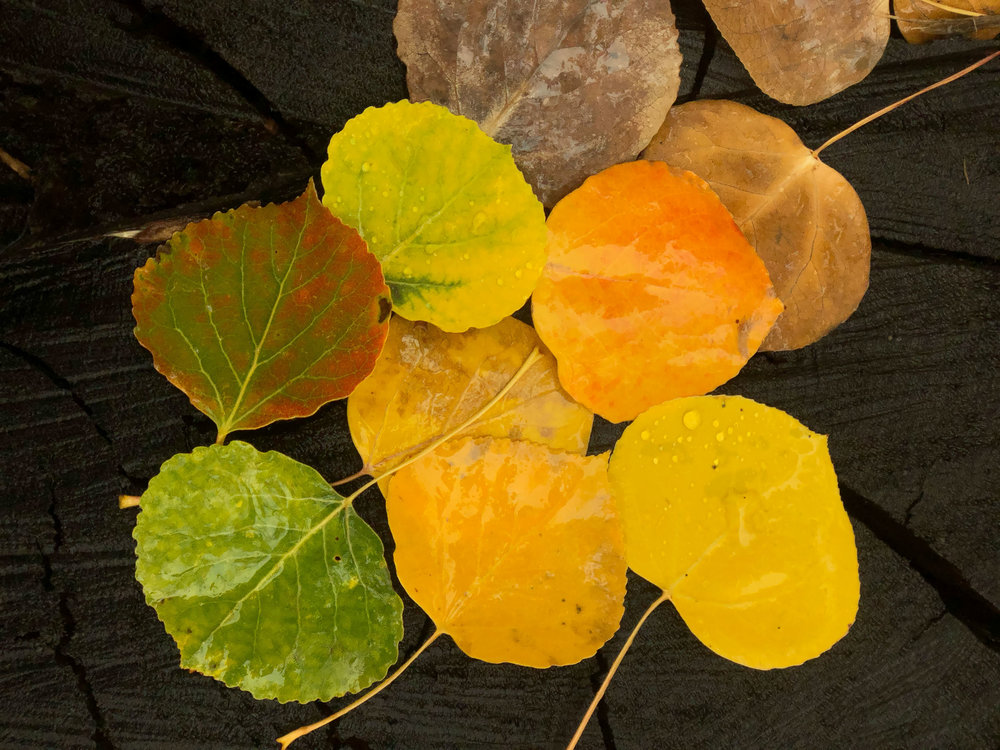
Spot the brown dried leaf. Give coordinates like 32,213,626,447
702,0,890,105
394,0,682,206
642,100,870,351
894,0,1000,42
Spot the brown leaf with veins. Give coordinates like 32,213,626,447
642,100,870,351
894,0,1000,43
394,0,682,206
702,0,889,105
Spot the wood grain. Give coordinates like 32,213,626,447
1,1,998,748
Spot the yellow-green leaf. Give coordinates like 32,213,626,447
134,442,404,702
347,315,592,489
320,100,547,332
608,396,859,669
387,437,627,667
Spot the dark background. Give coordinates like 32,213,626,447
1,1,998,748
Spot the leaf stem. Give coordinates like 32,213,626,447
330,467,372,487
915,0,985,16
118,495,141,509
0,146,32,181
343,348,542,504
812,50,999,157
565,592,670,750
276,630,442,749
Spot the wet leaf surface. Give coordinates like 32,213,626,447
347,316,592,488
387,437,627,667
134,441,404,702
609,396,859,669
394,0,683,205
643,99,871,351
320,100,547,332
532,160,782,423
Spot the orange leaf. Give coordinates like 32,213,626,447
386,437,627,667
532,160,782,423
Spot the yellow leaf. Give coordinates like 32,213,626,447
320,100,547,332
387,437,626,667
347,316,592,490
608,396,859,669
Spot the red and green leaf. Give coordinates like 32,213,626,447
133,182,391,440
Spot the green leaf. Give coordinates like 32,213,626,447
134,441,404,703
320,100,547,333
132,182,392,441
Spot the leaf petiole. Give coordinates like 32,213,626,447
118,495,141,509
914,0,986,17
276,630,442,749
329,467,372,487
565,592,670,750
812,50,999,156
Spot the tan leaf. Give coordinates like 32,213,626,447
394,0,682,206
894,0,1000,43
643,100,870,351
702,0,890,105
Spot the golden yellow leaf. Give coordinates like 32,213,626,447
347,316,592,489
608,396,859,669
387,437,627,667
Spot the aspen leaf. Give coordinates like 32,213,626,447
643,100,871,351
347,316,592,490
320,100,547,332
702,0,890,105
608,396,859,670
132,182,391,441
386,437,627,667
894,0,1000,42
394,0,683,206
532,160,782,423
133,442,404,702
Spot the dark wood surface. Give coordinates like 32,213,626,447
1,1,998,748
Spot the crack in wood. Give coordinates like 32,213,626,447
1,171,312,257
679,11,719,104
40,487,117,749
0,341,145,490
841,483,1000,656
910,605,949,645
876,241,1000,271
108,0,323,164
